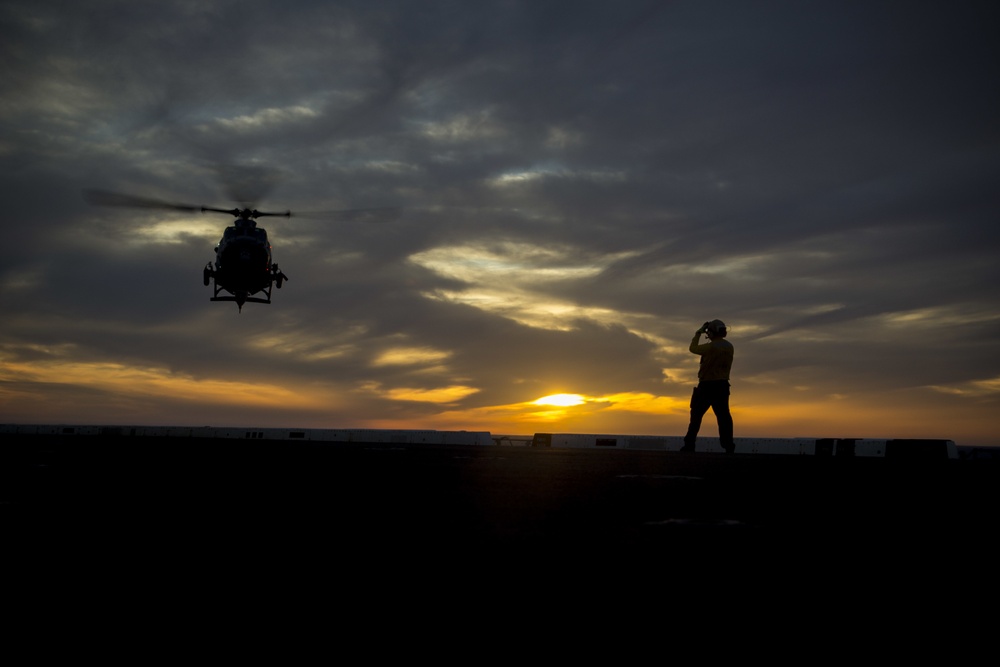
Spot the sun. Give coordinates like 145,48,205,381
533,393,586,407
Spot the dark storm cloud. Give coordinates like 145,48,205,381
2,0,998,440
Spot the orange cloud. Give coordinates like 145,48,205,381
0,358,330,410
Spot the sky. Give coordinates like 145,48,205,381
1,0,998,445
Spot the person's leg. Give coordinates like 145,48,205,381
711,384,734,453
682,386,711,451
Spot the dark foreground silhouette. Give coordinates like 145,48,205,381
7,433,989,642
4,434,995,557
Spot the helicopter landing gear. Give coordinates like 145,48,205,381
206,264,287,311
272,263,288,289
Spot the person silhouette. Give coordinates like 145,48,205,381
680,319,735,454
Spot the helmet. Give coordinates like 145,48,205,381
705,319,727,336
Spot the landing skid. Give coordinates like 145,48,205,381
204,263,287,311
211,295,272,304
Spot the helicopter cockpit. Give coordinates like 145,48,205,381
216,224,269,250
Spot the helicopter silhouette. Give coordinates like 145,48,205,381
85,189,291,312
203,204,289,311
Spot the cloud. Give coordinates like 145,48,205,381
371,346,452,368
0,346,332,411
2,0,998,444
383,385,481,404
926,377,1000,400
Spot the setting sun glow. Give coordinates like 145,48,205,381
534,393,587,407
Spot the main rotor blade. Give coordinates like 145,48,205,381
201,206,241,216
83,189,203,212
85,191,292,219
198,206,291,218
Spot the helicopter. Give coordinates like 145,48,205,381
85,190,291,312
202,204,290,311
